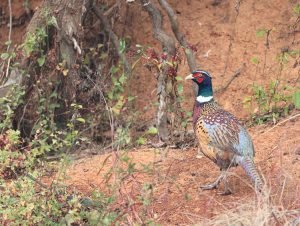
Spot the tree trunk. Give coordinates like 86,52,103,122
51,0,87,124
12,0,88,136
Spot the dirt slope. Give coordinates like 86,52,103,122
123,0,300,119
65,116,300,224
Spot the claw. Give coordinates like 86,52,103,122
200,181,220,190
200,170,233,195
218,174,233,195
217,188,232,195
200,171,225,190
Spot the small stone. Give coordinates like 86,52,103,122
295,147,300,155
196,154,203,159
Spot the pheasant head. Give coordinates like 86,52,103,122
185,70,214,103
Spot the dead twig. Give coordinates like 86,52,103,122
215,66,243,93
97,154,112,175
25,173,49,189
221,0,242,80
104,2,119,17
261,113,300,135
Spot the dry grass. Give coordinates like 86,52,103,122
196,188,300,226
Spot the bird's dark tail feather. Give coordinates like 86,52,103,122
236,156,263,192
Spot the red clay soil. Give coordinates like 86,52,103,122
0,0,42,50
64,118,300,225
122,0,300,119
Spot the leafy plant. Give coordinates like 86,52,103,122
256,28,267,38
293,4,300,14
20,7,57,65
243,81,298,124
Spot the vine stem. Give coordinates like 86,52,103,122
4,0,13,82
7,0,12,52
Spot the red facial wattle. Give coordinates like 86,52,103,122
192,72,204,83
196,77,204,83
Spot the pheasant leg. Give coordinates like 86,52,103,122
218,175,232,195
200,171,225,190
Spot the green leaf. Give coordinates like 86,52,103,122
76,117,86,123
175,76,183,81
100,52,108,59
37,55,45,67
112,96,125,115
64,213,77,225
108,91,114,100
293,4,300,14
136,137,147,145
186,111,192,117
181,120,188,128
293,91,300,109
111,76,119,86
119,39,126,53
128,96,136,102
119,73,127,84
185,48,191,55
243,96,252,104
177,83,183,94
87,210,101,225
147,126,158,135
1,52,9,60
5,40,12,46
251,56,260,65
256,29,267,37
48,16,58,28
111,66,119,74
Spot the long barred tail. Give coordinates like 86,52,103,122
236,156,263,192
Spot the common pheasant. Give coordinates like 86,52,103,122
186,70,263,195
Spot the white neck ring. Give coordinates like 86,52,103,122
196,95,213,103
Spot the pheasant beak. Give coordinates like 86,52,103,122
185,74,194,80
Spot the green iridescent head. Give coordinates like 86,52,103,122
185,70,213,103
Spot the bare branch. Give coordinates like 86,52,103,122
140,0,176,55
104,2,118,17
215,66,243,94
158,0,198,95
158,0,196,71
92,4,132,77
1,0,13,86
140,0,178,141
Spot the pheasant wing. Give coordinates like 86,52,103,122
202,109,254,157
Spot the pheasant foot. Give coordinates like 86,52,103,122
217,176,232,195
200,171,225,190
